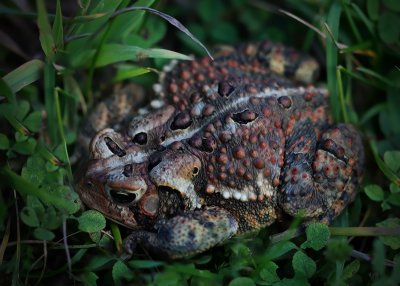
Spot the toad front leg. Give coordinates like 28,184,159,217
124,207,238,259
279,120,364,223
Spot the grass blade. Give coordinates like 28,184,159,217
95,44,192,67
326,2,342,122
342,0,363,43
336,66,349,123
111,6,213,60
53,0,64,51
351,3,374,35
113,65,152,82
0,167,75,213
0,78,16,105
370,141,400,185
2,59,44,93
44,61,58,144
357,67,396,87
54,88,73,182
36,0,55,59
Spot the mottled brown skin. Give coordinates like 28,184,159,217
77,41,364,259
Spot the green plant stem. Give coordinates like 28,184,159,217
110,222,123,254
54,88,73,182
336,66,349,123
270,228,302,244
84,22,112,107
330,227,400,236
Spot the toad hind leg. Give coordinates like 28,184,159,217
279,120,364,223
124,207,238,259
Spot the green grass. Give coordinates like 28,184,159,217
0,0,400,285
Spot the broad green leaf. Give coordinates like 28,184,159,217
378,11,400,44
112,261,133,284
383,0,400,12
169,263,217,279
4,116,30,137
228,277,256,286
42,206,62,230
259,261,279,282
95,44,192,67
292,251,316,278
80,271,98,286
2,60,44,93
21,207,40,227
228,241,251,256
53,143,69,163
15,131,28,143
21,155,46,186
0,78,16,104
376,218,400,249
16,100,30,121
264,240,297,260
301,223,330,251
78,210,106,233
387,194,400,206
384,151,400,174
364,185,385,201
390,183,400,194
37,0,55,59
23,111,42,133
88,231,101,243
381,200,392,211
43,184,80,215
0,134,10,150
152,269,180,286
13,138,37,155
27,195,45,219
33,227,55,241
342,260,360,280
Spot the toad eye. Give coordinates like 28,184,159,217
107,188,140,205
132,132,148,145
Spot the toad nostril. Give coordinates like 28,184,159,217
104,136,126,157
85,180,94,188
147,157,162,172
123,164,133,177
